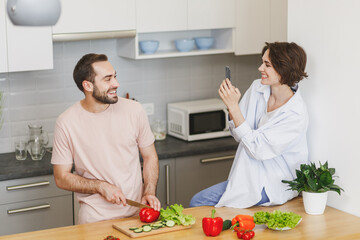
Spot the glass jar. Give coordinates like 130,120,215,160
151,120,166,141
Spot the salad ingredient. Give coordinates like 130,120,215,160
222,219,232,230
139,207,160,223
231,214,255,231
231,215,254,227
236,230,255,239
253,210,301,230
202,209,223,236
129,220,177,234
160,204,196,226
104,235,120,240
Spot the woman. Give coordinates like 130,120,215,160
190,42,309,208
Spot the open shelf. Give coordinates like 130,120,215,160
117,28,235,59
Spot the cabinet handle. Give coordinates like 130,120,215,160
7,204,50,214
200,155,235,163
165,164,170,206
6,181,50,191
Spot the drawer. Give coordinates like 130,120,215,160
0,175,71,205
0,194,73,236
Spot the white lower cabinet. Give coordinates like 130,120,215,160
0,175,73,236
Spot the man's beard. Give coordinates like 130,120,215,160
92,84,118,104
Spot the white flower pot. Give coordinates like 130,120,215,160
302,191,328,215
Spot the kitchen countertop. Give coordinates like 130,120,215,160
0,136,238,181
1,197,360,239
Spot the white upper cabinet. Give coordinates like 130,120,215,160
136,0,187,33
1,0,53,73
0,0,8,73
188,0,236,30
235,0,287,55
52,0,136,34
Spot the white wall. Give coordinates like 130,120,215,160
288,0,360,216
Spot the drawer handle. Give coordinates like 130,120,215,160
6,181,50,191
200,155,235,163
7,204,50,214
165,165,170,206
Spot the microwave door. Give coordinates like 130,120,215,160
189,110,226,135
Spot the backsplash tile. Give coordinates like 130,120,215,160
0,39,260,153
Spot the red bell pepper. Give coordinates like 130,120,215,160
139,207,160,223
202,209,224,237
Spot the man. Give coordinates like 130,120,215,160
52,53,160,224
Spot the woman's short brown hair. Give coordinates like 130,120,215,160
73,53,108,92
262,42,308,87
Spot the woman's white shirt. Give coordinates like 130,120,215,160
215,79,309,208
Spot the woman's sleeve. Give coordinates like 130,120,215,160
231,112,308,160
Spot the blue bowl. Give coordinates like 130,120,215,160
139,40,159,54
175,39,195,52
195,37,214,50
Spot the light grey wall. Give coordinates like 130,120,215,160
0,39,261,153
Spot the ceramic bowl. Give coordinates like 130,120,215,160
194,37,214,50
139,40,159,54
175,39,195,52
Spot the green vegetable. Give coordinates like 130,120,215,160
253,210,301,230
159,204,196,226
222,219,232,230
142,226,152,232
165,220,175,227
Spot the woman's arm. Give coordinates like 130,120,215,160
218,79,245,127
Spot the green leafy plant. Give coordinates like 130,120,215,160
282,161,344,195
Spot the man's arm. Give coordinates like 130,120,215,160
140,143,161,211
53,164,127,205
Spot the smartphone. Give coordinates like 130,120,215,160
225,66,231,81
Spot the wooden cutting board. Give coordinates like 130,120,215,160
112,218,192,238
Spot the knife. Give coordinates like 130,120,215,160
126,198,152,209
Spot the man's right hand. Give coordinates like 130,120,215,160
97,181,127,206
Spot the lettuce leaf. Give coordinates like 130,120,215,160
254,210,301,230
159,204,196,226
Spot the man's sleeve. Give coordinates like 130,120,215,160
136,104,155,148
51,120,73,165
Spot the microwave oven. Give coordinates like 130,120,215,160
167,98,231,141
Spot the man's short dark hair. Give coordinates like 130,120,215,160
73,53,108,92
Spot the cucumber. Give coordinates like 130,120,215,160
152,223,163,228
133,228,143,233
143,225,152,232
222,219,232,231
129,227,138,230
166,220,175,227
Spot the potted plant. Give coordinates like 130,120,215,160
282,161,344,215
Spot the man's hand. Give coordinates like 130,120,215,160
97,181,127,206
141,194,161,212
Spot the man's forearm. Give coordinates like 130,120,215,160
142,157,159,196
54,169,102,194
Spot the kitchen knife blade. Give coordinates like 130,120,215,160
126,199,152,209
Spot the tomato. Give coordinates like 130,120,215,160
237,230,245,239
242,232,251,240
248,231,255,238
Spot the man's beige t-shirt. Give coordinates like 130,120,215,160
51,98,155,224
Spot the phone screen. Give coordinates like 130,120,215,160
225,66,231,81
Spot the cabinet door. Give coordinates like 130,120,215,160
188,0,236,30
136,0,187,33
0,0,7,73
235,0,271,55
175,151,234,208
0,195,73,236
270,0,287,42
5,14,53,72
52,0,136,34
156,159,176,208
